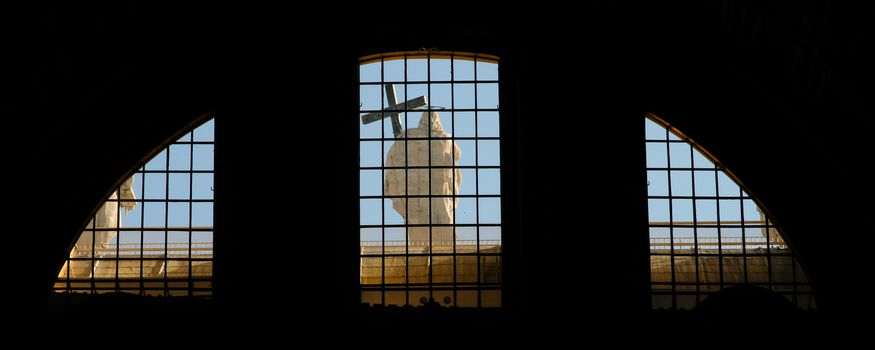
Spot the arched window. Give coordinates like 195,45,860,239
359,52,501,308
645,113,813,309
55,117,215,297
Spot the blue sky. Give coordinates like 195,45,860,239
359,58,501,243
113,119,214,245
645,118,768,241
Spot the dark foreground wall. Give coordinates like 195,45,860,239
6,1,873,341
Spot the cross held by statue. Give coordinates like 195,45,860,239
361,84,427,137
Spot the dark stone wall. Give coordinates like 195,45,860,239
7,0,871,340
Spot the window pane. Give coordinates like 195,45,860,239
454,59,474,81
672,199,694,222
645,118,666,140
430,58,451,81
459,169,476,195
478,140,501,166
360,62,381,83
476,60,498,80
407,58,428,81
478,111,500,137
670,171,692,196
192,173,214,200
648,171,668,196
478,169,501,195
477,83,499,109
384,59,404,82
144,202,166,227
669,143,691,168
719,199,741,223
169,144,191,170
456,140,476,166
360,84,383,111
144,173,166,199
381,198,403,225
696,200,718,222
360,141,382,167
454,112,476,137
430,83,452,109
648,199,670,222
360,199,381,225
191,202,213,227
646,143,667,168
167,203,189,228
359,170,382,197
192,145,214,170
168,173,190,199
478,198,501,224
454,84,476,109
193,119,214,142
455,198,477,224
717,171,739,196
694,170,716,196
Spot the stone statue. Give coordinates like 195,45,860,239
60,177,136,278
384,111,461,251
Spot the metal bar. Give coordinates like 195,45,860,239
403,55,410,307
361,107,495,114
359,79,499,85
91,212,96,292
164,136,171,296
104,198,215,203
664,127,676,309
359,194,499,199
188,135,195,296
645,195,748,200
139,170,145,294
644,139,694,143
714,169,724,290
689,143,700,304
474,58,481,308
380,57,387,306
451,53,458,307
740,196,748,284
359,136,500,141
116,182,121,292
360,165,499,170
427,54,433,298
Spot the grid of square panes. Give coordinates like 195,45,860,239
359,54,501,308
55,118,215,297
645,115,813,309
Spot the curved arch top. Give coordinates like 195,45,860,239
359,51,499,65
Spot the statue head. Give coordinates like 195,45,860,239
418,111,444,133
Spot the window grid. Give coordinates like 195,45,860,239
359,53,501,308
645,114,813,309
55,118,215,298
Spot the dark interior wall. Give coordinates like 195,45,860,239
7,0,872,338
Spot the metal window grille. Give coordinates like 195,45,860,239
359,52,502,308
645,113,814,310
54,116,215,298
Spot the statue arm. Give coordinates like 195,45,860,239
119,176,136,211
